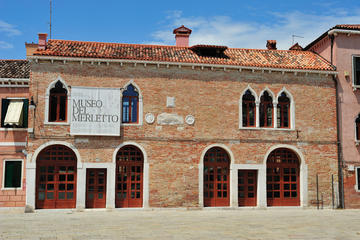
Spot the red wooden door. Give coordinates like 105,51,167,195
86,169,107,208
115,146,143,208
204,147,230,207
266,148,300,206
36,145,77,209
238,170,257,207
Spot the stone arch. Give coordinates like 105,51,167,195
122,80,143,125
276,87,295,129
263,144,307,207
44,76,71,124
239,85,259,128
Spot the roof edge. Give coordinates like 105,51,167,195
27,55,337,75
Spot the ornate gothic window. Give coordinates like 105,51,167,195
260,91,273,127
122,84,139,123
49,81,67,122
277,92,290,128
242,90,256,127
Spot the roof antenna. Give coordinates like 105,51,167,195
49,0,52,39
292,35,304,45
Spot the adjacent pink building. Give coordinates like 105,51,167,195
0,60,29,207
306,24,360,208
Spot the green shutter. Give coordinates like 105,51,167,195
1,99,10,127
4,161,22,188
23,99,29,128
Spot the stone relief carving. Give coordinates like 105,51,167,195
157,113,183,125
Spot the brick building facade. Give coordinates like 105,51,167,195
24,28,338,211
0,60,29,207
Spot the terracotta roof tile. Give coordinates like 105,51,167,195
334,24,360,30
33,40,335,71
0,60,30,79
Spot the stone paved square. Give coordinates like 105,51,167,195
1,208,360,239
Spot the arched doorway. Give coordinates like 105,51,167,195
266,148,300,206
36,145,77,209
115,145,143,208
203,147,230,207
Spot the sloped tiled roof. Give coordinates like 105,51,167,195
333,24,360,30
32,39,335,71
305,24,360,50
0,60,30,79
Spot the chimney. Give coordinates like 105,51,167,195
38,33,48,50
266,40,277,50
25,42,39,56
173,25,192,47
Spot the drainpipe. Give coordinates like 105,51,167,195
329,33,345,208
333,74,345,209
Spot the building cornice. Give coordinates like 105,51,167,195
328,29,360,36
27,55,338,76
0,78,29,87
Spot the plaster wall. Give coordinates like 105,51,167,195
0,87,29,207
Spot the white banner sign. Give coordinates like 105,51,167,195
70,86,121,136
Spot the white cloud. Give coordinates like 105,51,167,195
0,41,13,49
148,9,360,50
0,20,21,36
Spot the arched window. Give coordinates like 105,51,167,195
277,92,290,128
260,91,273,127
242,90,256,127
49,81,67,122
356,114,360,141
122,84,139,123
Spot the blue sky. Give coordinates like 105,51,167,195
1,0,360,59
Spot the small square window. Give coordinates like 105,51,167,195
4,160,22,188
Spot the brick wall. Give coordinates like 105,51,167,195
28,60,338,207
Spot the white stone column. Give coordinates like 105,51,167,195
255,101,260,127
106,164,116,209
143,162,149,208
258,165,267,207
300,163,308,207
76,166,86,209
273,101,278,128
198,163,204,207
25,154,36,212
230,164,237,207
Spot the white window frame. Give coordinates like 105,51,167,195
121,80,143,126
239,86,295,131
239,85,259,129
44,76,71,125
352,55,360,89
258,87,276,129
355,166,360,192
276,87,295,130
2,159,24,190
